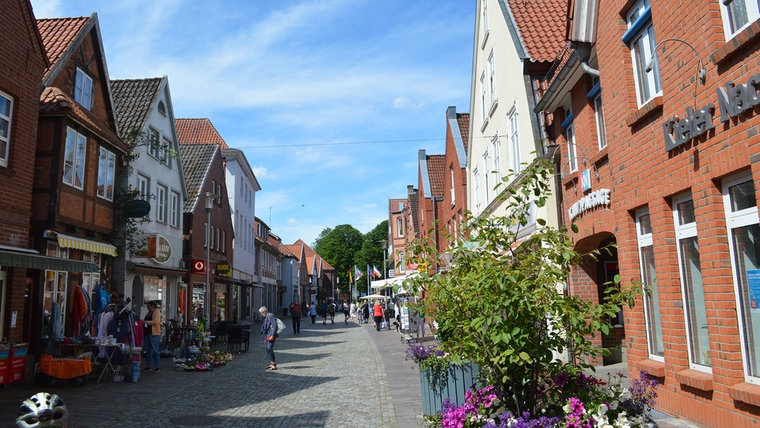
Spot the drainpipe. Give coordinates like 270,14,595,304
573,41,599,77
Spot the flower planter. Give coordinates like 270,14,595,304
419,362,478,416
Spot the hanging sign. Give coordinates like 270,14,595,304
152,235,171,265
215,260,232,277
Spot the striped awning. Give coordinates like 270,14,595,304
56,233,118,257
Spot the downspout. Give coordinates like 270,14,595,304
573,41,599,77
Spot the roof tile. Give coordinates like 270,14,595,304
176,118,228,149
507,0,568,63
110,78,163,136
36,16,89,79
426,154,446,197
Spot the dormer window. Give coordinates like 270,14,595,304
74,68,93,110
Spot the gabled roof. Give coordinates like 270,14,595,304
178,143,218,213
20,0,50,69
447,106,469,168
222,148,262,192
176,118,228,149
110,77,163,134
457,113,470,153
505,0,567,63
36,16,89,80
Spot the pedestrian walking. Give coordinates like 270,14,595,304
327,301,336,324
259,306,278,371
320,300,328,324
143,300,161,372
394,302,401,331
289,300,302,334
309,303,317,324
350,302,357,320
343,302,350,324
373,301,384,331
361,301,369,324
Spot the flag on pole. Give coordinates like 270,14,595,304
354,265,363,280
348,268,353,284
372,265,381,278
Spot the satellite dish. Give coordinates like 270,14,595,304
123,199,151,218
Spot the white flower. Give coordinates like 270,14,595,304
609,400,619,411
597,403,608,416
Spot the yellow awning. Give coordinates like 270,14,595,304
56,233,117,257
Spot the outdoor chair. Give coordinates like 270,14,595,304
227,325,245,353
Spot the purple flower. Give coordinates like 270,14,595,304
554,373,570,388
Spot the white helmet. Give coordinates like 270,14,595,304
16,392,68,427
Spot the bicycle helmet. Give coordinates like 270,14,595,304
16,392,68,427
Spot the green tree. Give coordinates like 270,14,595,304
313,224,364,289
406,156,639,416
353,220,389,295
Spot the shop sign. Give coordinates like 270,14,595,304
191,259,206,274
132,234,157,258
152,235,171,265
664,73,760,151
215,260,232,277
568,189,611,221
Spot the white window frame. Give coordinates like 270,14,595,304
488,51,497,111
473,167,481,212
723,171,760,383
483,151,491,202
96,147,116,201
450,167,456,205
0,91,13,167
170,190,180,228
636,207,664,361
74,68,93,110
626,0,662,107
594,93,608,150
137,174,150,201
63,127,86,190
43,244,69,339
480,0,489,47
480,72,488,127
147,128,160,159
508,105,520,172
397,217,404,237
720,0,760,40
156,183,167,223
566,124,578,173
162,136,172,167
673,193,712,372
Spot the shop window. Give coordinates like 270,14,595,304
673,193,711,371
43,244,69,339
720,0,760,40
723,172,760,383
63,127,86,190
97,147,115,201
81,253,100,296
0,91,13,168
636,208,664,359
623,0,662,106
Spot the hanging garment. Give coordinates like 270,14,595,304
71,286,88,337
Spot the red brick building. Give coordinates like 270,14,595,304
0,0,49,344
417,150,446,271
440,106,469,251
539,0,760,425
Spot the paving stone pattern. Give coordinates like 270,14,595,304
0,319,425,427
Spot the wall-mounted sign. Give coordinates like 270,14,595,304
663,73,760,151
152,235,171,265
191,259,206,274
568,188,611,221
215,260,232,277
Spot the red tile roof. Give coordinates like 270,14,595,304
507,0,568,63
427,154,446,197
36,16,90,80
175,118,228,149
457,113,470,152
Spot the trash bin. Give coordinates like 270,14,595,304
9,342,28,384
0,344,9,385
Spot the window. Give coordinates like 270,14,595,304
81,253,101,297
156,184,167,223
566,124,578,173
592,82,608,150
721,0,760,39
63,127,86,189
636,208,664,359
724,172,760,383
507,106,519,172
147,128,160,159
74,68,93,110
492,134,502,177
0,91,13,167
157,101,166,116
483,151,491,202
480,0,489,45
397,217,404,237
473,168,481,211
97,147,116,201
43,244,68,339
673,194,711,370
450,167,456,205
480,73,488,126
170,191,180,227
624,0,661,106
488,51,497,109
137,174,150,201
162,137,172,167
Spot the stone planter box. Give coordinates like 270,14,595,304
420,362,479,416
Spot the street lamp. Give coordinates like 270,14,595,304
205,192,220,329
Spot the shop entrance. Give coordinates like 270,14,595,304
596,237,624,365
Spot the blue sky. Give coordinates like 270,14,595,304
31,1,475,246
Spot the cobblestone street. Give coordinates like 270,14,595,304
0,319,425,427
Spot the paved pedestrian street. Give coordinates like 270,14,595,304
0,320,426,428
